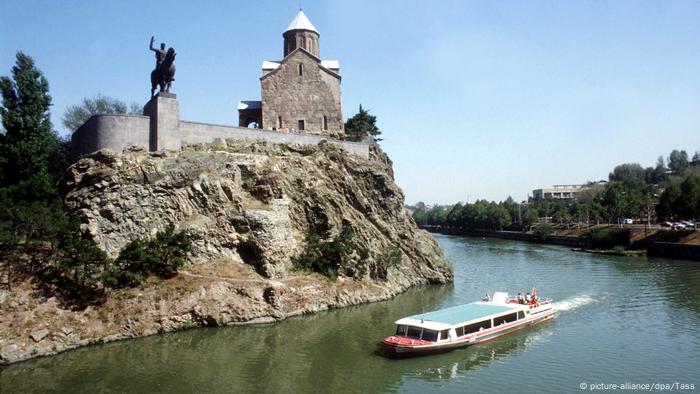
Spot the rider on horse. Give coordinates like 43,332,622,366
149,36,176,97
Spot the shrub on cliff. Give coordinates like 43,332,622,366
54,228,112,303
370,246,402,280
107,224,192,287
293,225,368,280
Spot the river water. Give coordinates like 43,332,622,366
2,234,699,393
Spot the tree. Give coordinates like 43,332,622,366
110,223,192,286
487,203,510,230
668,149,689,174
657,181,681,220
609,163,645,182
501,197,520,224
522,208,539,230
446,203,463,228
0,52,58,198
679,175,700,219
62,94,141,132
344,104,380,142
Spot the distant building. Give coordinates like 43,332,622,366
531,182,607,201
238,10,344,136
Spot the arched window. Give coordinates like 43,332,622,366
299,63,303,76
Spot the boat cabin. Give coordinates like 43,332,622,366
393,294,536,343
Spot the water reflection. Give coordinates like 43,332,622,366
399,323,555,382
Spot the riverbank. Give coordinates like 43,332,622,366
421,225,700,262
0,258,447,365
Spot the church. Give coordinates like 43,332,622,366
238,10,344,136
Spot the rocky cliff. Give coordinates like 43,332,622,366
0,139,451,364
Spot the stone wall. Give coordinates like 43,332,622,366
261,50,343,133
180,121,369,157
71,114,150,161
71,95,368,160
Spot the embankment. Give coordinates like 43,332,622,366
422,225,700,262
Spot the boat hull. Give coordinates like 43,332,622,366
380,308,555,358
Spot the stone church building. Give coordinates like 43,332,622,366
238,10,344,136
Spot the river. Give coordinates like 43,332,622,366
1,234,699,393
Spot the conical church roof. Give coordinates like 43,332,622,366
285,9,318,33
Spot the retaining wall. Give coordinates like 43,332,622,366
179,121,369,157
648,242,700,261
71,114,150,160
71,94,370,160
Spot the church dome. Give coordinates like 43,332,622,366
285,9,318,33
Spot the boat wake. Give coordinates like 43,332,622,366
553,294,598,312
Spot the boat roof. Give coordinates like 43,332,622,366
395,302,516,330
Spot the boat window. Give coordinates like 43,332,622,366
455,326,464,337
463,319,492,334
421,329,438,342
395,325,408,336
494,312,518,326
440,330,450,340
517,311,525,320
406,326,422,339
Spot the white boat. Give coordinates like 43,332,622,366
380,289,556,356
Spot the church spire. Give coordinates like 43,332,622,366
283,10,320,57
285,9,318,33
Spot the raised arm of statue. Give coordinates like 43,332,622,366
149,36,157,52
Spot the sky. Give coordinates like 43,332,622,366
1,0,699,204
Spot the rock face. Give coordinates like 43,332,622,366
0,140,451,365
60,140,451,285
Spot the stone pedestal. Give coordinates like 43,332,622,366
143,92,181,151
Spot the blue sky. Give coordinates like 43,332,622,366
2,1,699,204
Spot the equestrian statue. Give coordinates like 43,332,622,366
149,36,176,97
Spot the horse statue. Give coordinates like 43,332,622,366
150,47,176,97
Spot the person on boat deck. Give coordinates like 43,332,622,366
517,292,524,304
526,292,532,303
483,293,491,302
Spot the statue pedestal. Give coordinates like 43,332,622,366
143,93,181,151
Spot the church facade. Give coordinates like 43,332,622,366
238,10,344,136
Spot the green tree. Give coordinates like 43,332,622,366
110,223,192,286
657,181,681,220
0,52,60,199
609,163,645,182
668,149,689,174
62,94,141,132
679,175,700,219
344,104,380,142
412,208,427,225
446,203,463,228
487,203,510,230
501,197,520,224
522,208,539,230
57,229,112,302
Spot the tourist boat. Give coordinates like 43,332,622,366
380,289,556,357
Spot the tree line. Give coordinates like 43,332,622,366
412,149,700,231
